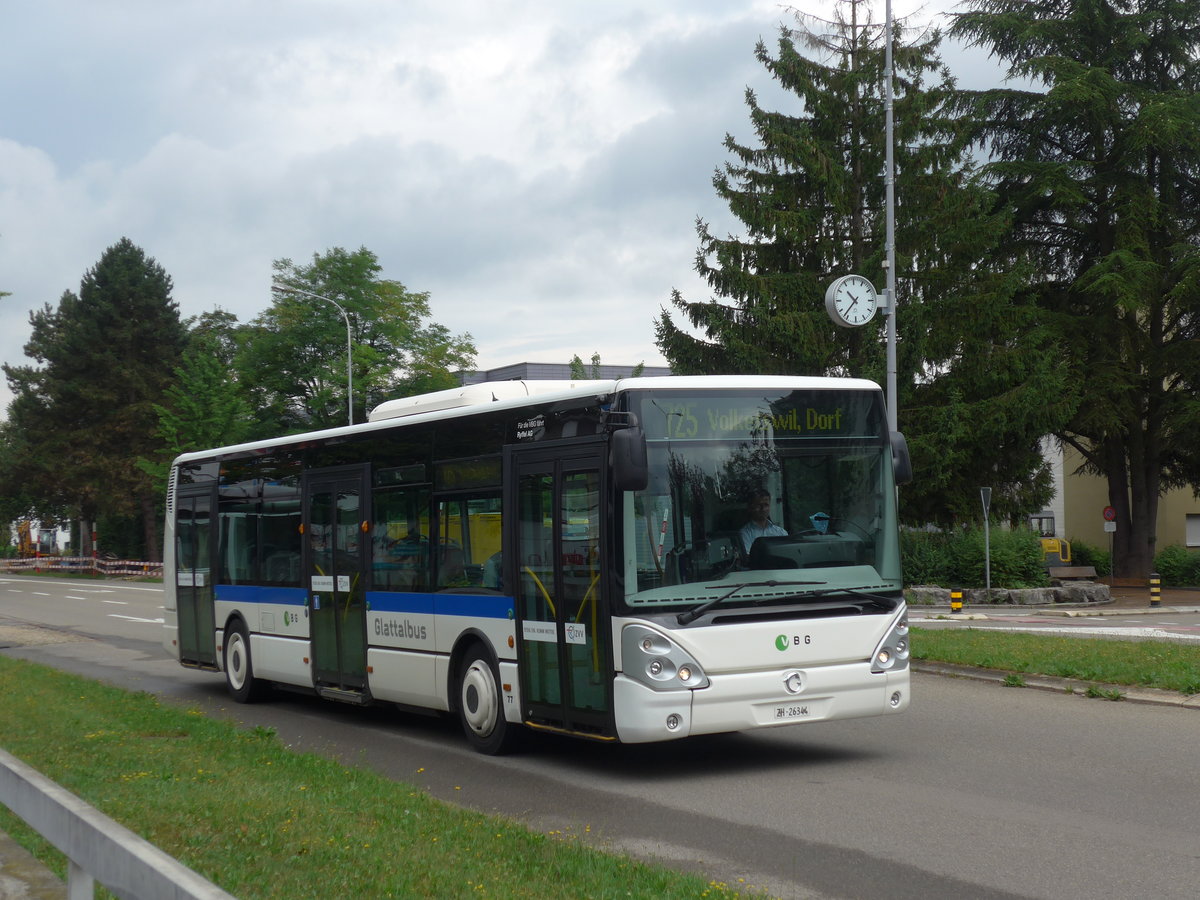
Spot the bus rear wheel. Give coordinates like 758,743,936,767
224,619,268,703
457,647,517,755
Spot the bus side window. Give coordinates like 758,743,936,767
373,487,432,591
218,462,259,585
259,468,301,588
435,492,502,589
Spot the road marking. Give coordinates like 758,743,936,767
102,600,128,605
108,614,165,624
981,624,1200,644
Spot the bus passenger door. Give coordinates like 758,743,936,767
507,442,611,738
175,486,217,668
303,465,370,700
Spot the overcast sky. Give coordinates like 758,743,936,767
1,0,995,414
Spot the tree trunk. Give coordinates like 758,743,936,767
1106,440,1159,580
140,494,161,562
77,519,93,559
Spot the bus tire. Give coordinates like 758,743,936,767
224,619,268,703
457,646,516,755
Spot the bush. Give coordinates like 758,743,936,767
1070,540,1111,577
901,527,1047,589
899,530,953,585
1154,545,1200,587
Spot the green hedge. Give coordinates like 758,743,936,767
1153,545,1200,587
1068,539,1111,576
901,527,1048,589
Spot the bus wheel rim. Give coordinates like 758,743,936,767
227,633,246,690
461,660,497,737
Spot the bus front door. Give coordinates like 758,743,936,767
175,487,217,668
509,443,612,739
303,466,370,700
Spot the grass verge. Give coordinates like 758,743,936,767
912,627,1200,694
0,656,753,899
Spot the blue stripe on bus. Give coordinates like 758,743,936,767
367,591,513,620
215,585,307,605
212,584,512,621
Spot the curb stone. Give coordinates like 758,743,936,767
912,660,1200,711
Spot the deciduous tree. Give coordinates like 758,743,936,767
237,247,476,433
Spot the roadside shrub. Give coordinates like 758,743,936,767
901,527,1047,589
1070,539,1111,576
1154,545,1200,587
899,530,953,585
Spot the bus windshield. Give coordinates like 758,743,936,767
621,388,901,611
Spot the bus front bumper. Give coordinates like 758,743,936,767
613,663,910,744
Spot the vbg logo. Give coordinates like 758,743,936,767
776,634,813,651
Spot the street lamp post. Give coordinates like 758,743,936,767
883,0,898,434
271,285,354,427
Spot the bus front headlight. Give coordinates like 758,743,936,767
871,611,910,674
622,625,709,692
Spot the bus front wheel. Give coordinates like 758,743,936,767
457,647,517,755
224,620,268,703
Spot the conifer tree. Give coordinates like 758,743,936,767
950,0,1200,575
657,2,1073,525
1,238,188,559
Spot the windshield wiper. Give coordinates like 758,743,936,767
677,579,824,626
779,586,900,610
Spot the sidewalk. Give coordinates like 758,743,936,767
0,830,64,899
917,584,1200,616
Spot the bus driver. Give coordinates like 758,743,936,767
740,489,787,553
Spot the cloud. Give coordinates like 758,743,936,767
2,0,986,417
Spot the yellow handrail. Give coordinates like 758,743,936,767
523,566,556,617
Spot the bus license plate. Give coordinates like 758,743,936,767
773,703,812,721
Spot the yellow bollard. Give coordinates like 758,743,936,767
950,589,963,614
1149,572,1161,608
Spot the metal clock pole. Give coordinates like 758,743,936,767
883,0,898,434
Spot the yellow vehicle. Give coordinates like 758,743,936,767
1040,537,1072,567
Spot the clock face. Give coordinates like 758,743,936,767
825,275,878,327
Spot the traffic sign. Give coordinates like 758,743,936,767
1102,506,1116,522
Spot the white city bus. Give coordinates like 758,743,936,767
163,376,911,753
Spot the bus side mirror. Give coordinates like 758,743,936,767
891,431,912,485
611,426,648,492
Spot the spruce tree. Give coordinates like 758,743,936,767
950,0,1200,574
657,2,1073,525
2,238,188,559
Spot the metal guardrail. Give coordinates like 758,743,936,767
0,557,163,577
0,749,234,900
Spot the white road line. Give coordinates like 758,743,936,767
108,614,165,624
102,600,128,605
982,624,1200,643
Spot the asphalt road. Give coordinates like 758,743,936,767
3,575,1199,899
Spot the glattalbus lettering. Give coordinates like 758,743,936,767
375,618,428,641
